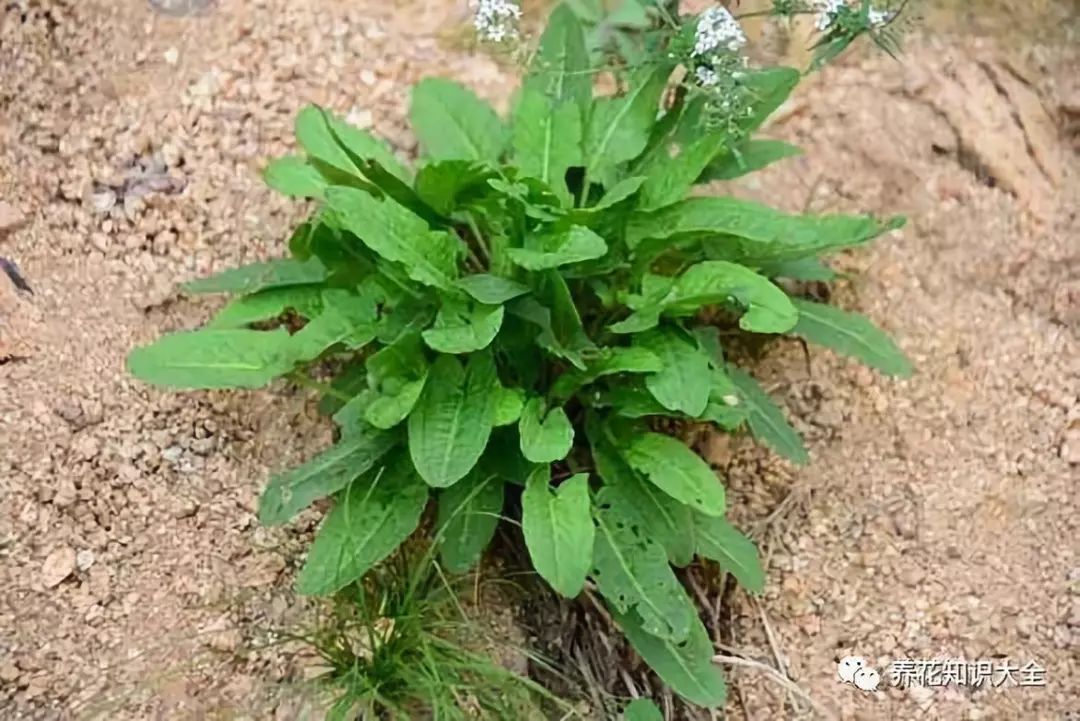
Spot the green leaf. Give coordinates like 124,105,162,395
592,430,695,567
508,271,594,370
183,258,327,295
507,225,607,270
525,3,591,110
588,176,646,212
791,298,913,377
694,514,765,594
550,345,662,398
208,286,324,328
410,78,507,164
621,432,726,517
127,328,295,389
362,331,429,429
592,498,694,642
258,427,398,525
415,160,496,215
437,470,504,573
624,699,663,721
492,386,526,426
288,288,379,362
264,156,327,198
615,262,798,335
639,131,730,211
365,380,426,429
326,186,462,291
628,196,905,266
512,91,583,206
297,458,427,595
598,383,672,418
408,351,497,487
318,360,368,417
759,256,836,282
669,261,798,333
455,274,530,305
584,65,671,187
295,104,410,183
422,296,505,354
701,376,748,431
611,607,727,708
518,397,575,463
740,67,800,133
638,328,712,417
698,139,802,183
522,470,594,597
729,368,808,465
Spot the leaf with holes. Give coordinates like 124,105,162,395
592,496,695,642
592,431,695,567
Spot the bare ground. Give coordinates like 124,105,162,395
0,1,1077,720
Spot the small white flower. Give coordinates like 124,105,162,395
868,7,893,27
693,6,746,57
695,66,721,88
813,0,847,31
472,0,521,43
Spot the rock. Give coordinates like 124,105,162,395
1061,423,1080,465
163,47,179,66
0,662,20,683
75,549,95,572
207,629,242,653
0,201,25,235
90,189,117,213
172,497,199,519
161,445,184,464
41,547,77,588
345,106,373,129
908,684,934,709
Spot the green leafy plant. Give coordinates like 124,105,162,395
128,1,911,710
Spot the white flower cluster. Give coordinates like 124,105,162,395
867,7,893,27
472,0,521,43
813,0,893,31
813,0,846,31
692,6,747,57
695,66,721,88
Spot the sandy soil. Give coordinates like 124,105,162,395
0,1,1076,720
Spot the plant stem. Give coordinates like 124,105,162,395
289,372,351,402
466,213,490,266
